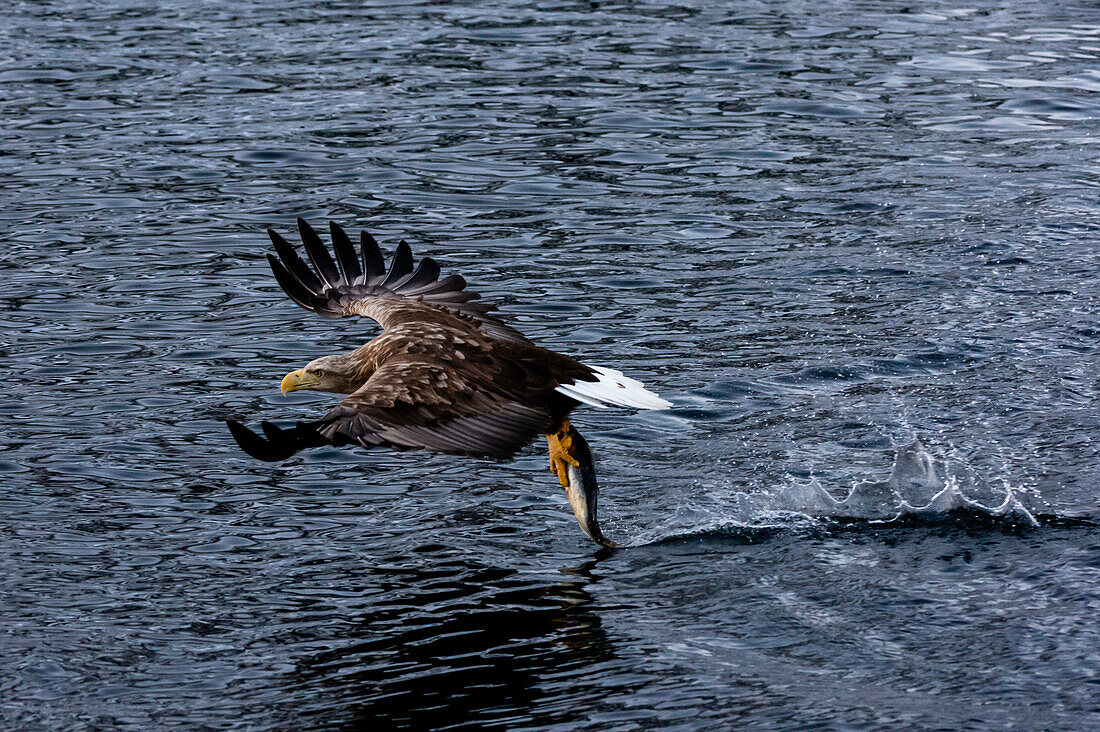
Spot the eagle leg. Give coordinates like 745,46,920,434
546,420,616,549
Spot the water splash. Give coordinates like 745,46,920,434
817,439,1038,525
632,440,1042,546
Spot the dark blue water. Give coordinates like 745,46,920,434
3,1,1099,728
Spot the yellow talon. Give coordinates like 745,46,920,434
547,420,581,488
550,460,566,488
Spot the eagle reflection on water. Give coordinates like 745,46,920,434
279,554,617,728
227,219,670,547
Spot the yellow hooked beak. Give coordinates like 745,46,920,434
280,368,318,395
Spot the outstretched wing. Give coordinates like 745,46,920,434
226,358,558,463
267,218,529,343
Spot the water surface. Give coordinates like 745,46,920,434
2,1,1099,728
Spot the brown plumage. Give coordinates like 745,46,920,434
226,218,671,547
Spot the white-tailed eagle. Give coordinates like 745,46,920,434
227,219,670,547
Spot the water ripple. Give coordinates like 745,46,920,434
3,0,1100,729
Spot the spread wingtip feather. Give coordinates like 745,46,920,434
262,219,531,343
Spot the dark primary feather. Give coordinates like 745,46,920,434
268,229,323,293
298,217,342,287
360,230,385,281
379,241,414,288
396,257,440,291
266,219,530,343
405,272,463,297
329,221,361,284
265,254,314,309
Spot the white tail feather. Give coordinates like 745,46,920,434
556,366,672,410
